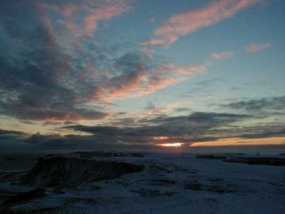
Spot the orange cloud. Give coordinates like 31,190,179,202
245,42,272,53
144,0,262,46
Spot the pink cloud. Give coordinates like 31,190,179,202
37,0,133,44
140,47,155,57
142,77,187,95
124,62,209,99
86,61,209,102
101,76,188,101
211,51,235,59
82,2,132,37
90,75,178,101
144,0,263,46
165,62,211,75
245,42,272,53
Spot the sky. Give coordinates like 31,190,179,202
0,0,284,152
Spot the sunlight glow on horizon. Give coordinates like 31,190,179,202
157,142,184,147
190,137,285,147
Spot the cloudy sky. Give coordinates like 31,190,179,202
0,0,284,151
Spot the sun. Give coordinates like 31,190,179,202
157,143,183,147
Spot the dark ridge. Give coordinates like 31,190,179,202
21,157,145,188
4,188,45,207
196,154,285,166
73,151,144,158
225,157,285,166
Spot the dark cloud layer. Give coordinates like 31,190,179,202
19,111,279,149
2,110,284,150
63,112,252,144
0,129,25,141
222,96,285,112
239,127,285,139
0,129,25,136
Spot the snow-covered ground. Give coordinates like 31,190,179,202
1,153,285,213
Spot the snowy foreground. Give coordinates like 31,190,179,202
0,153,284,213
